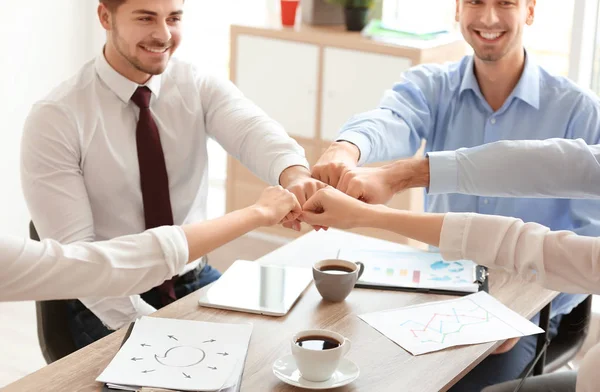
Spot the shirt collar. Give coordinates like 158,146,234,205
511,52,540,109
459,50,540,110
95,51,162,105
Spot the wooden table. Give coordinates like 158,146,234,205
5,229,556,392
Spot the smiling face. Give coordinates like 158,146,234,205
98,0,184,83
455,0,535,63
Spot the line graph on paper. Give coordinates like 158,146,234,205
400,299,503,345
358,292,544,355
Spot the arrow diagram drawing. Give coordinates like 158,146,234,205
154,346,206,368
217,352,229,357
203,339,216,343
141,343,151,347
208,366,217,370
141,369,155,374
167,335,178,341
131,357,143,362
182,372,191,379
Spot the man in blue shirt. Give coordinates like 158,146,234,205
312,0,600,390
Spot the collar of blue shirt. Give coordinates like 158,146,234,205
458,49,540,111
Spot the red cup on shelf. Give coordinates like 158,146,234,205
280,0,300,27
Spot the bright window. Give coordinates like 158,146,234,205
383,0,575,76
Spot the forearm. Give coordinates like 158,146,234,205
440,213,600,294
357,205,444,247
279,165,311,187
338,109,423,165
429,138,600,198
204,77,308,185
0,227,188,302
182,206,265,261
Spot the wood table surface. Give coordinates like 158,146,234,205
4,229,556,392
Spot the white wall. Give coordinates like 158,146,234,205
0,1,101,237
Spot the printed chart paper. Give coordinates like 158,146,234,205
340,249,480,293
97,317,252,391
359,291,543,355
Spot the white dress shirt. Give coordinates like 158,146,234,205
1,226,188,301
439,213,599,392
20,54,308,329
429,138,600,198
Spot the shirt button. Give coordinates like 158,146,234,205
483,199,489,205
490,118,496,124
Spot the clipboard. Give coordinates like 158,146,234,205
102,322,248,392
339,249,489,296
355,265,489,296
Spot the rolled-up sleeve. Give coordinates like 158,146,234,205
428,138,600,199
337,65,442,165
439,212,600,295
0,226,189,302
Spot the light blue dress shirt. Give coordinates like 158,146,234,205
429,138,600,199
339,54,600,317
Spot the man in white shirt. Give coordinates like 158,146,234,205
20,0,323,349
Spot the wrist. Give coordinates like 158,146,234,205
244,205,270,227
279,165,310,187
334,141,361,163
385,158,430,192
408,158,430,188
355,203,387,228
369,205,407,231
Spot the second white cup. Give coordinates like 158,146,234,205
291,329,351,382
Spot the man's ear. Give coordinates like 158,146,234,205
526,0,536,26
455,0,460,23
98,4,113,31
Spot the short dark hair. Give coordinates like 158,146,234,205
99,0,185,12
99,0,126,12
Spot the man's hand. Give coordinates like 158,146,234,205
311,141,361,187
337,166,397,205
337,158,431,204
279,165,328,231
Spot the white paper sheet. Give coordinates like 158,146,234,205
97,317,252,391
340,249,480,293
359,291,544,355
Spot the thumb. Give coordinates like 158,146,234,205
303,193,323,213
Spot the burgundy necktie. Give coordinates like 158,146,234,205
131,86,177,305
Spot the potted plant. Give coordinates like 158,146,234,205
326,0,375,32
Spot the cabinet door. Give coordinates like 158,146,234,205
321,48,411,141
235,35,319,139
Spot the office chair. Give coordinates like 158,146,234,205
543,295,593,373
30,221,78,364
521,295,593,379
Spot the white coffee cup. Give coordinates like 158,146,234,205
291,329,351,382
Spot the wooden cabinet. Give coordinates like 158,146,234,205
235,35,319,139
227,23,467,246
320,47,411,141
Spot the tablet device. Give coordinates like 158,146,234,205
197,260,313,316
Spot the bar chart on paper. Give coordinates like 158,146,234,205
339,249,481,293
359,292,544,355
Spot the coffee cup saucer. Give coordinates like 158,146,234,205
272,354,359,390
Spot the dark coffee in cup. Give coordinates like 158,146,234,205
295,335,341,351
318,265,355,274
313,259,365,302
291,329,352,382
